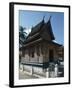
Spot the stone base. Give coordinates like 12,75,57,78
19,63,59,78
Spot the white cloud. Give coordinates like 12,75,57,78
25,28,31,35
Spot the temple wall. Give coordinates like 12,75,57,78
39,55,43,63
20,44,62,78
30,49,43,63
42,43,59,63
21,43,59,64
21,54,29,63
42,43,49,63
21,48,43,63
53,48,58,61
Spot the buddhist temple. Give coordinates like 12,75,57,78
19,17,64,78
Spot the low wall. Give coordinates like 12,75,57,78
20,63,60,78
20,63,46,78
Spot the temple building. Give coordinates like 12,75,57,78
19,17,64,78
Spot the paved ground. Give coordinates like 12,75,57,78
19,70,38,79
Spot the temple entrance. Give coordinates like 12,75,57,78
49,49,54,62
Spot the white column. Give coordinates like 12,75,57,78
51,71,55,78
46,68,49,78
55,64,58,77
30,66,33,75
20,64,24,71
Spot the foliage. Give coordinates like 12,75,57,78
19,26,27,47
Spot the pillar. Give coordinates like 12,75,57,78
55,64,58,77
46,68,49,78
30,66,33,75
20,64,24,71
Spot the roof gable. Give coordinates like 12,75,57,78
28,19,44,37
46,20,55,40
24,18,55,44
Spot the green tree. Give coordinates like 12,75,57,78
19,26,27,47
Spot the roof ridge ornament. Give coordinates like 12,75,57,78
43,15,45,21
47,15,52,24
41,15,45,24
49,15,52,21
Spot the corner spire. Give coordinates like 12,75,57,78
43,15,45,20
49,15,52,21
47,15,52,24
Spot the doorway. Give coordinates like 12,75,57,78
49,49,54,62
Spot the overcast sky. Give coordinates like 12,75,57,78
19,10,64,45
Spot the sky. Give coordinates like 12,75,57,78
19,10,64,45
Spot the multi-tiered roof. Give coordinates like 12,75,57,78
23,18,61,47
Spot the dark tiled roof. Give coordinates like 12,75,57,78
23,39,61,48
24,33,41,44
23,38,43,47
46,20,55,40
24,19,55,44
28,19,44,37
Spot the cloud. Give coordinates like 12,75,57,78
25,28,31,35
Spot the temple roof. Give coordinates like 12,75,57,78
27,19,44,37
23,39,62,48
46,20,55,40
23,18,55,45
